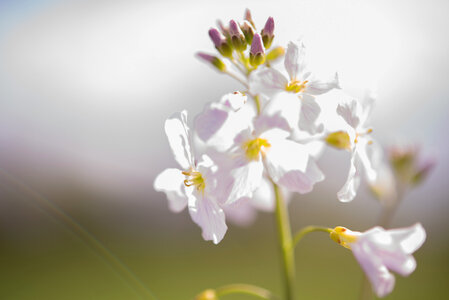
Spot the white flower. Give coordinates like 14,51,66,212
250,40,339,134
213,113,324,204
153,110,227,244
330,223,426,298
336,95,377,202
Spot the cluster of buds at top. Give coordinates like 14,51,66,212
197,9,283,74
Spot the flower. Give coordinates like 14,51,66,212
333,95,377,202
250,40,339,134
153,110,227,244
196,98,324,204
330,223,426,298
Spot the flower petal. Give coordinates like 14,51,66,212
357,140,377,183
277,158,325,194
298,94,324,134
305,72,339,95
188,196,227,244
195,105,228,142
284,40,306,80
337,152,362,202
389,223,426,255
262,92,301,132
153,168,189,213
352,241,396,298
250,67,288,97
165,110,194,169
223,198,257,227
337,100,361,129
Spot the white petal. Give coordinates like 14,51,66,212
305,72,339,95
250,68,288,97
277,158,324,194
220,92,247,111
262,93,301,132
265,140,322,193
389,223,426,254
254,112,292,136
284,40,307,80
195,105,229,142
165,110,194,169
223,198,257,227
188,196,227,244
336,100,361,129
153,168,188,213
337,152,362,202
352,241,396,298
298,94,323,135
221,159,264,204
357,141,377,183
250,177,276,211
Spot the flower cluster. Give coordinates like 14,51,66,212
154,9,428,299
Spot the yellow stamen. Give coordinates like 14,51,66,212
182,170,206,193
285,80,308,93
243,138,271,161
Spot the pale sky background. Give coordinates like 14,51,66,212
0,0,448,230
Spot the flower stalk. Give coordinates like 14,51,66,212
273,182,296,300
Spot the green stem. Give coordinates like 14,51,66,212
292,226,332,248
215,284,279,299
273,182,296,300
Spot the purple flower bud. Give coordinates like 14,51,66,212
250,33,265,56
244,8,256,29
261,17,275,48
229,20,243,38
196,52,226,72
208,28,224,48
262,17,275,37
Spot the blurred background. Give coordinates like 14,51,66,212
0,0,448,299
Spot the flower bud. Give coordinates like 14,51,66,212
266,46,285,62
195,289,217,300
229,20,247,51
261,17,275,48
240,20,255,45
208,28,232,57
325,131,351,150
249,33,266,67
196,52,226,72
389,146,435,186
244,8,256,29
329,226,360,249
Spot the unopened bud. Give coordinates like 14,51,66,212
244,8,256,29
229,20,247,51
195,289,217,300
241,20,255,45
325,131,351,150
249,33,266,67
196,52,226,72
261,17,275,48
208,28,232,57
266,46,285,61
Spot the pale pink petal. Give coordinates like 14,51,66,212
284,41,306,81
337,152,362,202
221,158,264,204
357,141,377,183
254,113,292,136
388,223,426,255
305,72,339,95
277,159,324,194
298,94,323,134
262,93,301,132
250,177,276,211
188,196,227,244
250,68,288,96
352,241,396,298
223,198,257,227
153,168,189,213
165,110,194,169
337,100,361,129
195,106,228,142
